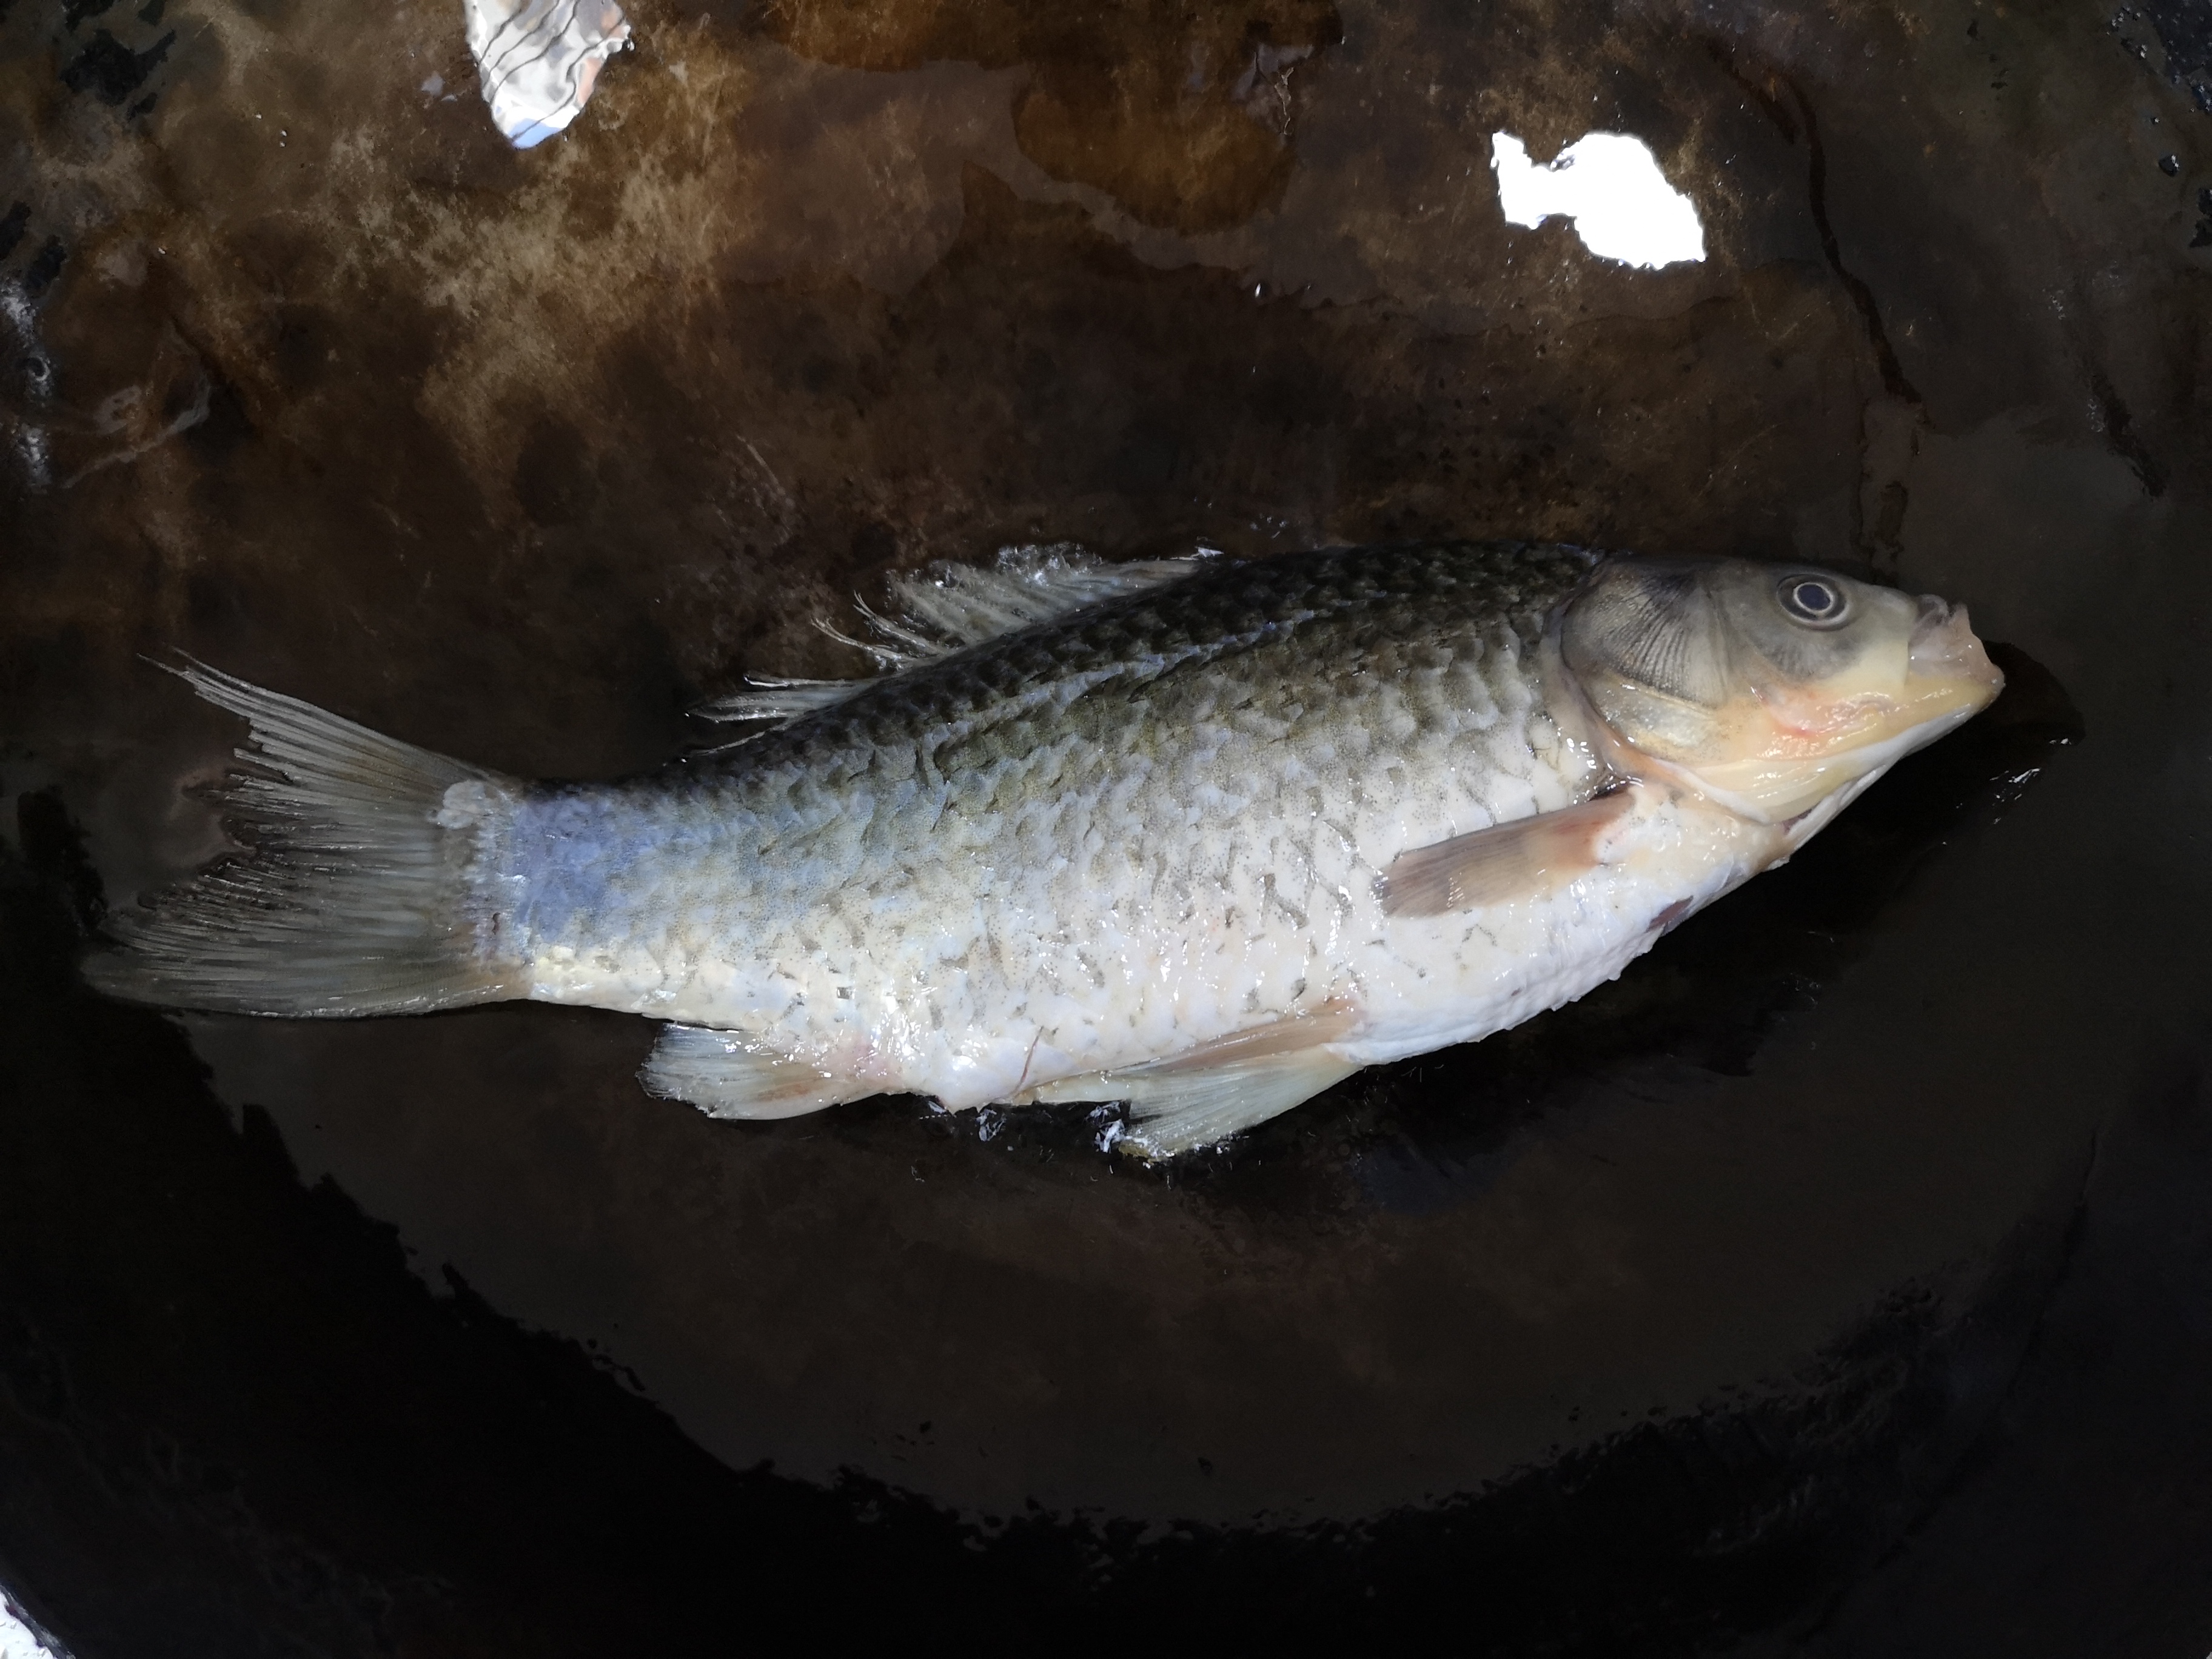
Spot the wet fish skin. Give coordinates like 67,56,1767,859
89,539,2003,1156
510,543,1607,1106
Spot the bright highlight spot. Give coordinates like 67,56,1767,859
0,1590,66,1659
1490,131,1706,269
465,0,632,150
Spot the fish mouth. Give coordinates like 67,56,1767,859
1906,594,2005,706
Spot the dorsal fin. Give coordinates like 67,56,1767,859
693,675,884,729
691,543,1207,741
862,542,1205,668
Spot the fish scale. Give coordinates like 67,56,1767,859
511,543,1607,1105
92,538,2002,1156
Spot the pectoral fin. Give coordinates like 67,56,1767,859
1378,789,1634,918
640,1024,868,1121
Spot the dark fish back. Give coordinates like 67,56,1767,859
705,541,1600,785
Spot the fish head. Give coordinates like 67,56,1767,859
1559,556,2004,822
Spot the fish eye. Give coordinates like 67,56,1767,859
1777,575,1849,628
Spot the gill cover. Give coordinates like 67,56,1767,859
1560,557,2003,821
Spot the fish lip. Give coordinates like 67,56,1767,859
1906,594,2004,699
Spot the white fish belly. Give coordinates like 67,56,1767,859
1338,786,1783,1069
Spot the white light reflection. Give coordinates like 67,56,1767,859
464,0,632,150
0,1587,68,1659
1490,130,1706,269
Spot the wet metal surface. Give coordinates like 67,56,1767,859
1,0,2210,1652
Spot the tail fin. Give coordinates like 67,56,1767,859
86,662,526,1016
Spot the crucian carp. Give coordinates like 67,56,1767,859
91,542,2003,1158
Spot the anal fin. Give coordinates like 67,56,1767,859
1112,1049,1361,1159
640,1024,869,1121
1025,1004,1362,1158
1378,789,1634,917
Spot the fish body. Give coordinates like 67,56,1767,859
93,541,2003,1156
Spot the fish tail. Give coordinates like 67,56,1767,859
85,662,526,1016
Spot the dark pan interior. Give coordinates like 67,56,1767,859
2,0,2209,1652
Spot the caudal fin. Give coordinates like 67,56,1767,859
86,662,526,1016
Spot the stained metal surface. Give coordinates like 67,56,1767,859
1,0,2208,1651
